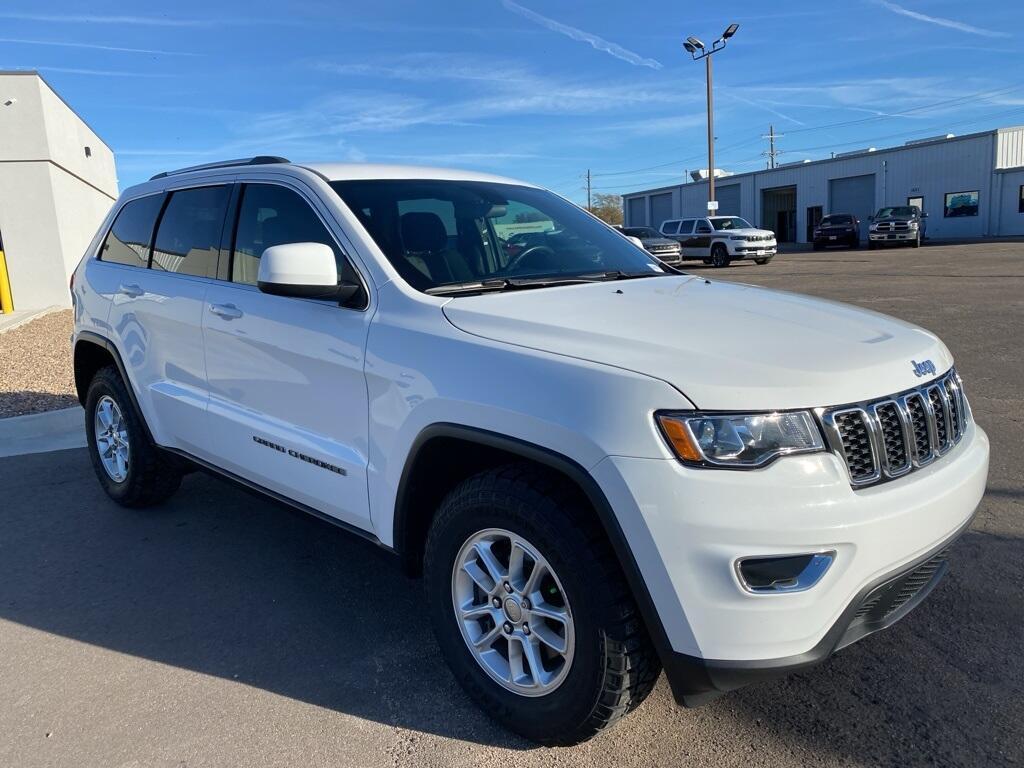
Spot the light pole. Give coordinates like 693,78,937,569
684,23,739,214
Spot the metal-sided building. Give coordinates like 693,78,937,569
0,71,118,313
622,126,1024,243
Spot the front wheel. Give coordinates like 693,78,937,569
910,232,921,248
710,244,730,268
424,465,659,745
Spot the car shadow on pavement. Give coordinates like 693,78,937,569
0,448,533,749
0,391,80,420
2,448,1022,760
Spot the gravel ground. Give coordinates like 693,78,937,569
0,309,77,418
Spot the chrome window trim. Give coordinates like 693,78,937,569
819,368,968,489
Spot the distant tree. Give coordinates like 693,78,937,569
588,193,623,225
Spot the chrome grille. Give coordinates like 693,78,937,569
820,368,968,488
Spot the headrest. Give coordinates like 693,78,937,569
400,211,448,253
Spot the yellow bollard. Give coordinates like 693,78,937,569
0,248,13,313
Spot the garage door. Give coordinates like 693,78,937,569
716,184,741,216
829,175,875,240
650,193,673,230
627,197,646,226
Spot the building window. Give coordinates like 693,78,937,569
84,146,92,158
907,196,923,213
1019,185,1024,214
944,190,979,218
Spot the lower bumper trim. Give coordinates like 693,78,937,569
662,514,973,707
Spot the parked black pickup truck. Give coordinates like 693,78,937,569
868,206,927,249
812,213,860,250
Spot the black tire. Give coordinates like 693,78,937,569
910,232,921,248
849,238,859,249
424,464,660,746
812,242,823,251
710,243,730,268
867,240,876,250
85,366,182,508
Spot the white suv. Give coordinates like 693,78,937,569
661,215,776,267
71,157,989,745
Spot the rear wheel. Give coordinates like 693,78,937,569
424,464,659,745
85,366,182,507
710,244,730,268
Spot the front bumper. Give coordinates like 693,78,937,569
870,230,917,242
729,244,774,260
591,420,989,703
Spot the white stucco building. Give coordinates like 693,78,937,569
0,71,118,312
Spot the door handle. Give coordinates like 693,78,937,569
118,283,143,298
209,302,243,320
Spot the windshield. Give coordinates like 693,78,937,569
330,180,667,293
710,217,752,231
876,207,916,218
623,227,660,239
821,215,852,226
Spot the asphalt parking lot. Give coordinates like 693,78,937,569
1,241,1022,767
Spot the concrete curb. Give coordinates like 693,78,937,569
0,305,66,335
0,406,86,458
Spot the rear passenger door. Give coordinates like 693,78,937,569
104,184,230,453
675,219,696,255
200,180,373,531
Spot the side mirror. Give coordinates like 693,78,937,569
257,242,360,302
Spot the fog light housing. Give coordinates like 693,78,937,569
735,551,835,594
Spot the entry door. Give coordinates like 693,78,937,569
201,181,373,530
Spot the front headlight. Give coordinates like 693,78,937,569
656,411,825,468
908,221,919,229
869,223,878,231
729,235,745,241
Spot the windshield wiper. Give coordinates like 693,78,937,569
425,278,514,296
425,270,665,297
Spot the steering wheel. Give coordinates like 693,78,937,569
506,245,557,274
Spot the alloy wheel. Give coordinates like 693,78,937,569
451,528,575,697
94,395,130,483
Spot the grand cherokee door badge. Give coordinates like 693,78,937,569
252,435,347,475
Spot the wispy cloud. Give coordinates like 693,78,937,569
0,37,200,56
0,11,211,27
499,0,662,69
313,54,532,83
870,1,1010,38
4,65,174,77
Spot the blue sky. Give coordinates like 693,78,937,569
3,0,1024,202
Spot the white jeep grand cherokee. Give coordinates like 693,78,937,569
71,157,989,745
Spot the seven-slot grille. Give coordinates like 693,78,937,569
820,368,968,488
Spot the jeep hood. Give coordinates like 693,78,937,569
441,275,952,410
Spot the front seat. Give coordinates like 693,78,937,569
399,212,474,285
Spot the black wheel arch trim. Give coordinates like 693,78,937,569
392,422,680,680
74,330,156,444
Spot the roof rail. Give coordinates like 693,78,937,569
149,155,290,181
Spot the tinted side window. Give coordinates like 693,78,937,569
662,221,680,235
100,195,164,268
679,219,695,234
152,186,229,278
232,184,356,286
696,220,713,233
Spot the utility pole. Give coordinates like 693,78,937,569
705,55,715,206
586,169,592,210
683,24,738,215
761,124,783,169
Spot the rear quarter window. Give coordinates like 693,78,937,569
99,194,164,268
